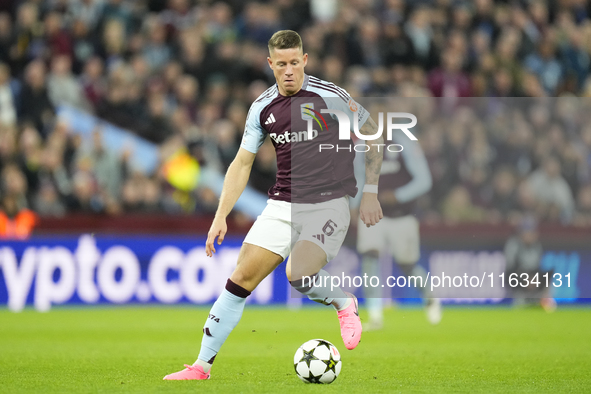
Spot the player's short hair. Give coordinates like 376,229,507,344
268,30,303,53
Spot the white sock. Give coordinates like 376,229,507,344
366,297,383,322
333,295,352,311
291,269,350,309
194,280,250,370
193,358,212,373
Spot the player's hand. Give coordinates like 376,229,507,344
359,193,383,227
206,216,227,257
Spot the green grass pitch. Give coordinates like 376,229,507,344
1,305,590,393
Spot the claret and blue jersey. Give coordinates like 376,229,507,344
241,74,370,204
378,133,433,218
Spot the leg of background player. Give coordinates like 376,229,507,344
287,240,361,350
398,262,442,325
164,243,284,380
361,250,383,330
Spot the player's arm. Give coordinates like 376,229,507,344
358,116,384,227
503,238,518,274
206,147,256,257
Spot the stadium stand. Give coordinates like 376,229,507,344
1,0,591,234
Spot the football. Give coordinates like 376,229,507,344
293,339,342,384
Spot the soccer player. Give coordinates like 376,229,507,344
164,30,383,380
357,131,439,329
504,216,556,312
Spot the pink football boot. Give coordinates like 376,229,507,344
337,292,362,350
163,364,210,380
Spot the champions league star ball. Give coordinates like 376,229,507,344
293,339,342,384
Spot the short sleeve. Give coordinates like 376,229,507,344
240,105,266,154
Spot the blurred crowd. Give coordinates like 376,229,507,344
1,0,591,232
392,95,591,226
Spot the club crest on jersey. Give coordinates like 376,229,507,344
302,104,328,137
301,103,314,120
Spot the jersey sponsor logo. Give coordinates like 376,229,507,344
264,113,276,125
269,129,319,144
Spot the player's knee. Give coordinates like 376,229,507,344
398,263,415,277
229,269,256,291
363,250,380,259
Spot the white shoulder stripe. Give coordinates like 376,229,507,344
307,78,350,101
254,85,278,103
309,76,349,97
307,82,349,102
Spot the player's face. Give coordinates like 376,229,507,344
267,47,308,96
